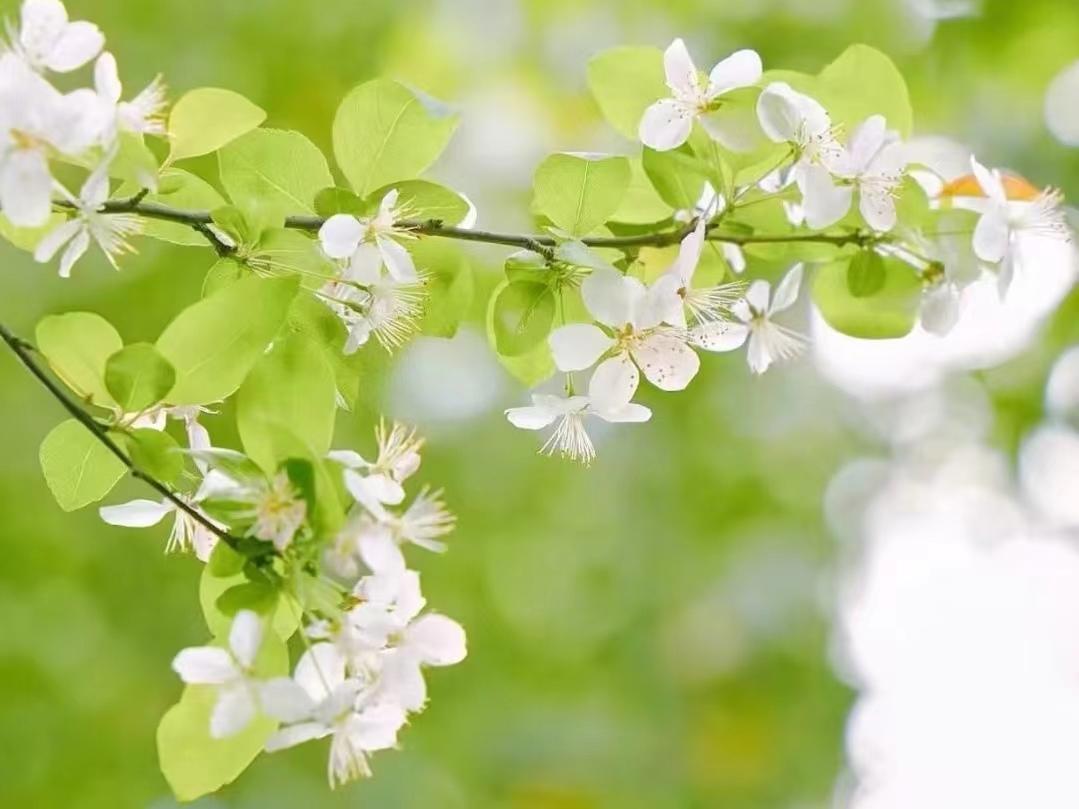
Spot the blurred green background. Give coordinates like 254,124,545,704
2,0,1079,806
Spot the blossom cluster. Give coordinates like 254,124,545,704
504,38,1071,463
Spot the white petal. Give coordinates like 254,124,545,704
346,241,383,284
99,499,173,528
663,38,699,96
707,49,762,96
581,267,645,328
631,332,700,391
859,186,897,232
229,610,263,670
972,206,1010,263
294,642,346,702
380,650,427,712
379,188,400,218
769,263,804,314
260,677,316,723
597,402,652,424
672,217,707,283
319,215,364,259
327,449,367,469
58,229,91,278
645,273,686,329
406,614,468,666
921,284,960,336
94,51,122,102
377,235,417,282
756,82,802,143
44,21,104,73
210,685,257,738
1,149,53,227
33,219,82,263
845,115,888,173
639,99,694,152
798,165,853,230
363,473,406,506
970,156,1006,203
265,721,330,752
506,402,559,431
744,279,772,313
358,527,406,575
346,704,407,752
689,320,750,352
171,646,236,685
19,0,66,59
746,330,773,374
548,323,614,372
587,354,640,411
722,242,746,274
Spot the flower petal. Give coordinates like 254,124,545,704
357,526,406,575
265,721,330,752
921,284,960,336
380,650,428,711
548,323,615,372
597,402,652,424
0,148,53,227
406,613,468,666
319,214,363,259
582,267,645,328
689,320,750,352
798,165,853,230
33,219,82,263
171,646,236,685
99,498,173,528
294,642,346,702
639,99,694,152
769,263,804,314
707,49,762,96
260,677,316,723
970,156,1006,203
229,610,263,670
663,38,699,95
346,704,407,752
972,206,1010,263
94,51,122,102
631,332,700,391
587,354,640,411
506,400,559,430
377,235,417,282
210,685,257,739
45,21,104,73
58,229,91,278
859,185,897,233
700,101,762,153
19,0,66,60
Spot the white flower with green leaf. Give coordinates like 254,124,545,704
318,189,418,282
6,0,104,74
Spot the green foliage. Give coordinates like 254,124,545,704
156,626,288,802
533,153,631,236
371,179,471,224
814,254,922,338
818,44,913,137
486,279,556,386
36,312,123,407
124,428,184,485
846,250,886,298
236,334,337,472
332,79,458,196
199,544,300,640
642,145,708,210
611,159,672,224
491,279,557,356
139,169,228,246
0,212,62,251
167,88,267,162
156,277,299,406
108,133,160,191
218,128,335,222
412,239,474,337
39,420,126,511
587,46,668,140
104,344,176,412
284,295,362,409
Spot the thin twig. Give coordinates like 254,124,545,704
0,321,242,552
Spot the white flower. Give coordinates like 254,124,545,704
505,366,652,464
34,157,140,277
328,421,423,508
651,217,745,327
6,0,104,74
343,487,455,575
318,189,417,283
262,642,406,788
968,156,1070,295
0,52,100,226
920,281,960,337
639,38,762,152
99,495,221,562
171,610,266,738
719,263,807,374
319,273,426,353
832,115,907,232
248,472,306,551
92,51,166,141
547,267,702,398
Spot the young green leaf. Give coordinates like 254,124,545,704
36,312,123,406
124,428,184,485
411,238,474,338
39,420,126,511
218,128,334,220
368,179,471,225
491,280,557,357
108,132,159,190
611,159,673,225
847,250,887,298
533,153,631,236
813,255,922,339
485,280,556,387
168,87,266,162
332,79,458,196
156,276,299,405
587,46,668,140
199,544,300,640
818,44,913,138
641,145,709,210
236,334,337,472
105,343,176,412
0,211,64,252
138,169,228,246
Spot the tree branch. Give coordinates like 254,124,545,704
0,320,242,552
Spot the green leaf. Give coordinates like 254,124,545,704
369,179,471,225
332,79,458,196
199,544,301,639
236,334,337,472
168,88,266,162
202,257,248,296
285,295,361,410
253,228,335,288
411,238,474,338
0,212,63,252
813,255,922,338
124,428,184,485
818,44,913,138
218,128,334,222
846,250,886,298
139,169,227,246
641,145,708,210
587,46,668,140
533,153,630,236
105,343,176,412
314,187,367,218
611,159,672,225
157,626,287,802
156,276,299,406
109,132,159,190
36,312,123,406
39,420,126,511
491,280,556,357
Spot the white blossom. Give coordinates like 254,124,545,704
318,189,418,282
716,263,807,374
833,115,907,232
328,420,423,508
6,0,104,74
651,217,745,327
343,486,455,575
92,51,166,141
171,610,266,738
319,272,426,354
640,38,762,152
